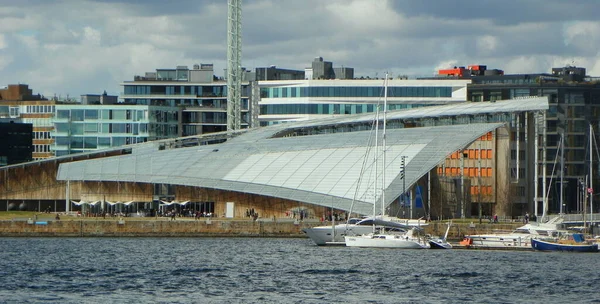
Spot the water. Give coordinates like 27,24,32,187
0,237,598,304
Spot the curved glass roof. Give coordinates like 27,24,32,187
57,97,547,215
57,122,504,215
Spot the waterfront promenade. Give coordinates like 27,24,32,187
0,211,524,239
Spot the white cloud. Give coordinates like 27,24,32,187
82,27,102,46
1,1,600,97
476,35,499,54
0,54,13,71
326,0,403,34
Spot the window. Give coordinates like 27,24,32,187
57,110,70,119
84,123,98,133
9,106,19,117
516,186,525,197
71,110,84,121
85,109,99,120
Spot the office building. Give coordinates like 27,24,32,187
467,65,600,214
52,104,179,156
0,84,55,160
257,78,470,126
121,64,251,136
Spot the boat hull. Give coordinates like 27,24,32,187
344,235,429,249
531,238,598,252
428,239,452,249
302,225,374,246
464,235,531,249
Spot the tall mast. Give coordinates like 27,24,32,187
372,89,379,233
560,132,564,215
382,73,388,218
590,123,594,225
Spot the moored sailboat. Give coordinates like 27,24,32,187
531,233,598,252
344,74,429,249
428,221,453,249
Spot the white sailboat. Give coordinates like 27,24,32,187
344,74,429,249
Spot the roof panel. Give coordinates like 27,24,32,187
56,97,547,215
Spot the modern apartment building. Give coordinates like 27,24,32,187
121,64,251,137
0,84,55,160
52,104,179,156
466,65,600,215
257,78,471,126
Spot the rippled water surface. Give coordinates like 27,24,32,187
0,237,599,303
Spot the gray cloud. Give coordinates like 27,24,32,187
0,0,599,97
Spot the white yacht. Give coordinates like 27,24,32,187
462,218,566,249
345,227,430,249
303,216,425,246
342,74,429,250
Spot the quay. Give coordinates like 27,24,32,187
0,212,526,240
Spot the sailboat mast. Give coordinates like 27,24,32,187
382,73,388,218
373,85,380,233
590,123,594,225
560,132,564,215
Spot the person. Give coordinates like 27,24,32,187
524,212,530,224
493,214,498,223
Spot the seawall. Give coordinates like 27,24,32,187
0,218,523,238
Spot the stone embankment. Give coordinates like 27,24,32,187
0,217,524,238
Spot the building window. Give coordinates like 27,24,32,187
516,186,525,197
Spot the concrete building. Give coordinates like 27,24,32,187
307,57,354,80
0,84,56,160
81,91,118,105
121,64,251,137
253,66,305,81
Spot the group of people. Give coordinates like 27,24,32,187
246,209,259,221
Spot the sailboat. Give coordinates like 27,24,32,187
531,233,598,252
530,124,599,252
428,221,453,249
344,74,429,249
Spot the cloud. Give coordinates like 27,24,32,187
0,0,600,97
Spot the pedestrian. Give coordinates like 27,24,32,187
525,212,530,224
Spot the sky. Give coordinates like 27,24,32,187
1,0,600,99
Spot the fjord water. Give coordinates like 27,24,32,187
0,237,598,304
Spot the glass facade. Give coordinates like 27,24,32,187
52,105,179,156
122,81,251,136
260,86,452,99
260,103,424,115
123,84,244,100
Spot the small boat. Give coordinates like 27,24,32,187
531,233,598,252
428,221,452,249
